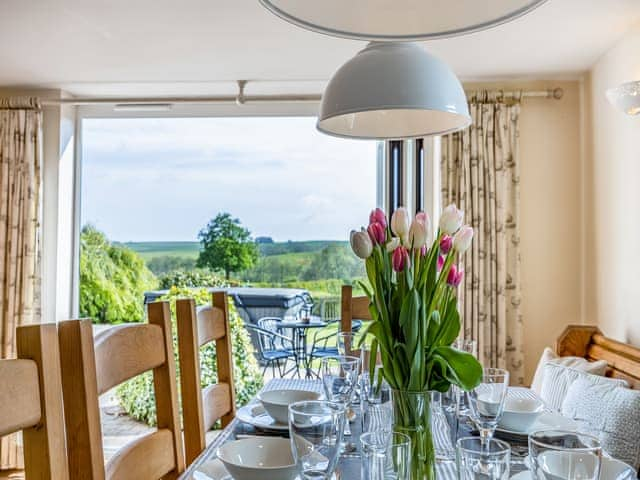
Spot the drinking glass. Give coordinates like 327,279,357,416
361,431,411,480
528,430,602,480
456,437,511,480
466,368,510,446
320,355,360,405
337,331,359,357
289,400,346,480
452,339,478,416
454,338,478,358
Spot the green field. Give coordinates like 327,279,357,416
123,240,349,260
120,241,200,260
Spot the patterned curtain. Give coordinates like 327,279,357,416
441,91,524,385
0,97,42,470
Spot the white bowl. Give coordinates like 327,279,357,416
217,437,297,480
532,451,636,480
258,389,321,424
498,397,544,432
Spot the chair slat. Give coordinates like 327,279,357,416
17,323,70,480
94,323,166,395
196,305,226,346
176,292,236,465
202,383,232,432
341,285,372,333
105,429,175,480
0,359,40,437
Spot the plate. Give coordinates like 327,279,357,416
236,403,289,431
495,412,579,441
510,456,636,480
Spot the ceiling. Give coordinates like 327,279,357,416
1,0,639,97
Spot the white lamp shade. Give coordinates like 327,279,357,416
606,81,640,115
317,42,471,140
259,0,548,41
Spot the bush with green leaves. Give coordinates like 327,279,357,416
158,269,226,290
80,225,158,323
116,286,263,426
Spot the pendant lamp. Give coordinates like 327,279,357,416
606,81,640,115
317,42,471,139
259,0,548,41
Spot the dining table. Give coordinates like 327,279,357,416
180,378,538,480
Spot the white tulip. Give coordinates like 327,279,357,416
439,204,464,235
386,237,400,252
453,226,474,254
409,217,428,248
350,229,373,259
390,207,410,240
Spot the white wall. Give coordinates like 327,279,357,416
587,25,640,346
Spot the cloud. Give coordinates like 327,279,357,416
82,117,377,242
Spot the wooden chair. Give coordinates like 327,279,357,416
176,291,236,465
0,323,68,479
556,325,640,389
58,302,185,480
340,285,372,333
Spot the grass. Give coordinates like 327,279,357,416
121,241,200,260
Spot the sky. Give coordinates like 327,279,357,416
81,117,378,242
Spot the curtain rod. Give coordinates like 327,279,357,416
40,86,564,107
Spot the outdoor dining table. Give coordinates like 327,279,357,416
274,317,363,379
180,378,534,480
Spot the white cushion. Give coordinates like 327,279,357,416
561,376,640,471
530,347,608,395
539,363,627,411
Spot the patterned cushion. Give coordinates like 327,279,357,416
530,347,608,395
539,363,627,411
561,377,640,471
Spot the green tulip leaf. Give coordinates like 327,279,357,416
433,346,482,391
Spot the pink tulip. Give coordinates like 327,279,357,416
367,222,386,245
420,245,427,257
447,264,464,287
408,216,428,248
440,235,453,255
437,255,444,271
392,246,410,272
369,208,387,229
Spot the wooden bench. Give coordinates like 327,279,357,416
556,325,640,389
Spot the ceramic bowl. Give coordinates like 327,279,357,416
258,389,321,424
498,396,544,432
216,437,297,480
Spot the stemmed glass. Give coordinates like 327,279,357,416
321,355,360,453
289,400,346,480
528,430,602,480
457,437,511,480
466,368,510,447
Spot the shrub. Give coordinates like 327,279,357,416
158,269,225,289
79,225,157,324
116,286,263,426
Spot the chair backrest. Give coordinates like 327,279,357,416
176,291,236,465
58,302,185,480
0,323,68,479
340,285,372,333
556,325,640,389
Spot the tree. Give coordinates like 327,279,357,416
79,225,157,323
197,213,258,279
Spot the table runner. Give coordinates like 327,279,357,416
181,378,538,479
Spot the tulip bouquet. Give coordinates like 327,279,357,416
350,205,482,480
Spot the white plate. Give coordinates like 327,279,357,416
511,456,636,480
236,403,289,431
496,411,579,437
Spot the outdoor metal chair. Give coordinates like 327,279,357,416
245,323,295,377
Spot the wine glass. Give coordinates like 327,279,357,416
466,368,509,447
289,400,346,480
321,355,360,453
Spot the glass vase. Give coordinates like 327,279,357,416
391,389,436,480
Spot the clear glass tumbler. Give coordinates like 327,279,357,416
288,400,346,480
528,430,602,480
456,437,511,480
361,431,411,480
